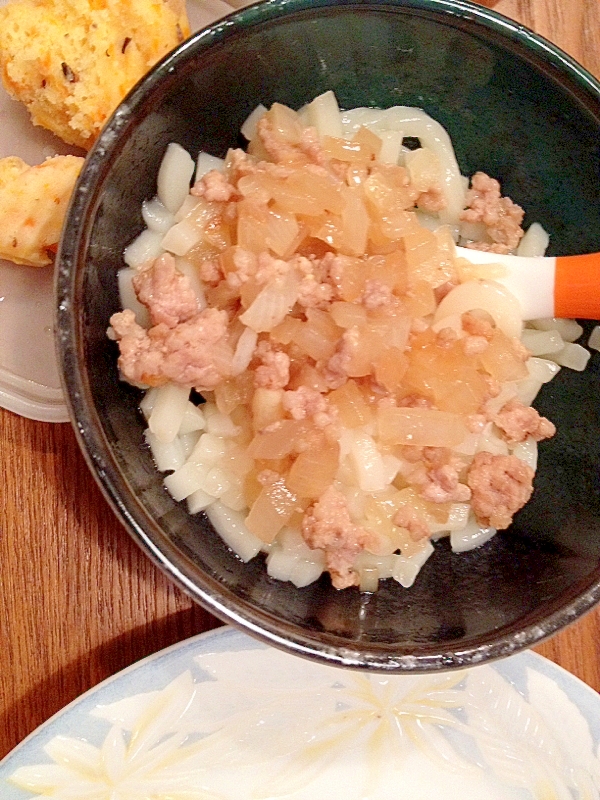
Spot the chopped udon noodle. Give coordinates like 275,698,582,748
109,91,585,592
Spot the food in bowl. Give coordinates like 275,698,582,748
105,90,592,593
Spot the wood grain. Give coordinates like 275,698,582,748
1,0,600,761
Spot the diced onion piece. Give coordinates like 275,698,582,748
530,317,584,342
241,104,268,141
231,326,258,375
144,428,186,472
476,423,509,456
377,130,403,165
247,419,310,460
161,218,203,256
512,437,538,470
392,541,434,588
450,516,496,553
195,151,226,182
378,406,468,448
245,478,298,543
520,328,564,356
142,197,174,233
526,357,561,384
287,440,340,498
148,383,190,443
348,431,390,492
206,501,263,562
589,325,600,351
405,147,441,193
117,268,150,327
434,280,523,339
307,90,343,138
484,383,518,416
239,269,301,332
429,503,470,534
516,222,550,257
187,487,215,514
546,342,591,371
124,229,164,267
164,461,210,501
157,142,195,214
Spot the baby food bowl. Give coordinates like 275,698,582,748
56,0,600,671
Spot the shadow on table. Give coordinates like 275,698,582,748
1,609,222,760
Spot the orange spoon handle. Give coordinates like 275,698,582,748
555,253,600,320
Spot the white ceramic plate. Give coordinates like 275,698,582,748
1,626,600,799
0,0,245,422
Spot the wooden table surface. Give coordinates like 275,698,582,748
2,0,600,763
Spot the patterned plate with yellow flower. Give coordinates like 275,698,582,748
1,626,600,800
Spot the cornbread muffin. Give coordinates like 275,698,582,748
0,154,84,266
0,0,190,150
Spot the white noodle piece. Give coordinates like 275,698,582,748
157,142,195,214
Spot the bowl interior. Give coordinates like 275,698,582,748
57,0,600,670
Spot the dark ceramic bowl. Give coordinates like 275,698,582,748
56,0,600,671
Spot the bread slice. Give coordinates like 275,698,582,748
0,154,84,266
0,0,190,150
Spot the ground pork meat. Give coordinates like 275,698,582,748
419,464,471,503
191,169,237,202
467,451,534,529
393,506,431,542
323,328,360,389
255,252,289,284
282,386,338,429
225,248,257,289
198,258,223,285
299,126,328,166
255,116,318,165
295,254,335,309
302,486,376,589
416,185,446,212
132,253,198,328
462,335,489,355
254,340,290,390
460,171,525,254
493,398,556,443
402,447,471,504
361,279,395,310
109,307,232,390
461,311,495,339
297,274,334,309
